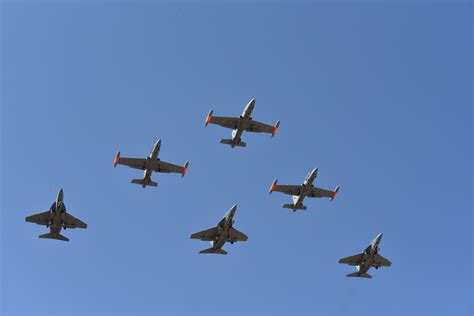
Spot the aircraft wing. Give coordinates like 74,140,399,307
207,116,239,129
64,213,87,229
154,160,185,174
190,227,217,241
373,254,392,267
116,157,147,170
227,227,248,242
246,119,274,134
271,184,301,196
307,187,335,198
338,253,364,266
25,211,50,226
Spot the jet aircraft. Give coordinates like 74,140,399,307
269,168,339,211
339,233,392,278
190,204,248,255
205,99,280,148
114,139,189,188
25,189,87,241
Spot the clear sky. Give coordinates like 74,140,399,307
1,1,472,315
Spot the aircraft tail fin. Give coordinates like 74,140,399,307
346,272,372,278
220,139,246,147
131,179,157,188
199,247,228,255
282,204,307,211
39,232,69,242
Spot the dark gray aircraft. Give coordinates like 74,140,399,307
339,233,392,278
269,168,339,211
205,98,280,148
25,189,87,242
190,204,248,255
114,139,189,188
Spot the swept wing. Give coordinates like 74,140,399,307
227,227,248,242
339,253,364,266
373,254,392,267
25,211,50,226
190,227,218,241
64,213,87,229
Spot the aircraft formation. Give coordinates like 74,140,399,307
25,98,391,279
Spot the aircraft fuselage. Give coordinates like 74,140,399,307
291,168,318,210
48,189,67,236
211,205,236,250
356,233,383,275
141,139,162,184
230,99,255,147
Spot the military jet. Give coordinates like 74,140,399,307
114,139,189,188
190,204,248,255
269,167,339,211
205,98,280,148
25,189,87,242
339,233,392,278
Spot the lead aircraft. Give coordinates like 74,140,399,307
205,99,280,148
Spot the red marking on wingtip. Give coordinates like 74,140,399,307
270,183,276,193
272,127,278,137
114,156,120,167
182,165,188,177
206,115,212,124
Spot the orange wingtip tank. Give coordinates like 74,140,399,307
114,151,121,167
182,161,190,177
331,186,340,201
272,120,280,138
269,178,278,194
205,109,214,126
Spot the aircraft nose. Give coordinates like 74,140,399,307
377,233,383,240
57,189,64,201
229,204,238,217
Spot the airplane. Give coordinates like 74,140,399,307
339,233,392,278
25,189,87,242
190,204,248,255
114,139,189,188
205,98,280,148
269,167,339,211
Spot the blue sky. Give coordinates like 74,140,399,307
1,2,472,315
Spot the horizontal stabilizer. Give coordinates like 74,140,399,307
220,139,246,147
199,247,228,255
346,272,372,278
39,232,69,242
131,179,157,187
283,204,307,211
